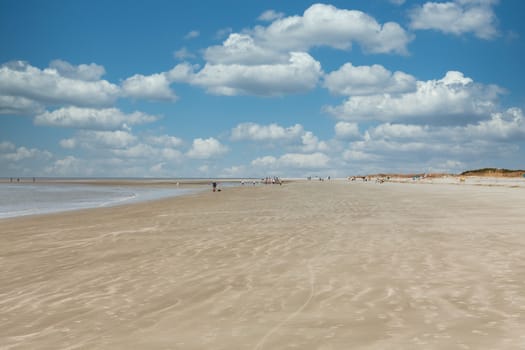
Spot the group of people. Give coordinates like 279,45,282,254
212,176,283,192
262,176,282,185
9,177,36,183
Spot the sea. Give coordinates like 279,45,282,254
0,181,205,219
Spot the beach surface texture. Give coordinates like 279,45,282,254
1,180,525,349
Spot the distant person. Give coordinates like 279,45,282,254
212,182,217,192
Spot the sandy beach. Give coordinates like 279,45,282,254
1,180,525,349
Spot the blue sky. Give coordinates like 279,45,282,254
1,0,524,178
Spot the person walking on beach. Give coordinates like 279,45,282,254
212,182,217,192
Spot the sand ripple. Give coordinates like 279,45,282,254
1,181,525,349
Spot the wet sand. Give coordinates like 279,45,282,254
1,180,525,349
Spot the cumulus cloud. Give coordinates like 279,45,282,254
231,122,303,141
72,130,137,149
342,149,380,161
337,107,524,174
0,141,55,176
180,3,412,97
45,156,87,177
409,0,499,39
204,33,287,65
334,122,361,139
49,59,106,81
111,143,157,158
172,52,322,96
61,130,185,166
60,130,134,150
230,122,329,153
122,72,177,101
368,123,429,140
252,3,412,54
326,71,504,125
34,107,158,130
0,144,52,162
59,138,76,149
0,61,120,108
252,152,330,169
145,134,184,147
300,131,329,152
0,141,16,152
0,95,44,115
464,107,525,140
324,63,417,96
187,137,228,159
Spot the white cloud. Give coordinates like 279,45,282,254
122,72,177,101
0,95,44,115
59,138,76,149
324,63,417,96
184,3,412,98
145,134,184,147
464,107,525,140
49,59,106,81
231,122,303,141
336,107,524,174
342,149,379,161
160,147,184,160
0,141,16,152
73,130,137,149
174,52,322,96
326,71,503,124
204,33,287,65
34,107,158,130
389,0,406,5
230,121,330,154
0,142,55,176
252,152,330,169
334,122,361,139
59,130,139,151
0,61,119,108
258,9,284,21
409,0,499,39
45,156,87,177
301,131,329,152
111,143,157,158
0,145,52,162
369,123,429,140
252,3,412,54
187,137,228,159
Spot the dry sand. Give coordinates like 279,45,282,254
1,180,525,349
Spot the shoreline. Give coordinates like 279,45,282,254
0,177,256,186
1,176,524,221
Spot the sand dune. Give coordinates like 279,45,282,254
1,181,525,349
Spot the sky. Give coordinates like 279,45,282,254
1,0,524,178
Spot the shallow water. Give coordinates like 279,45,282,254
0,183,201,219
